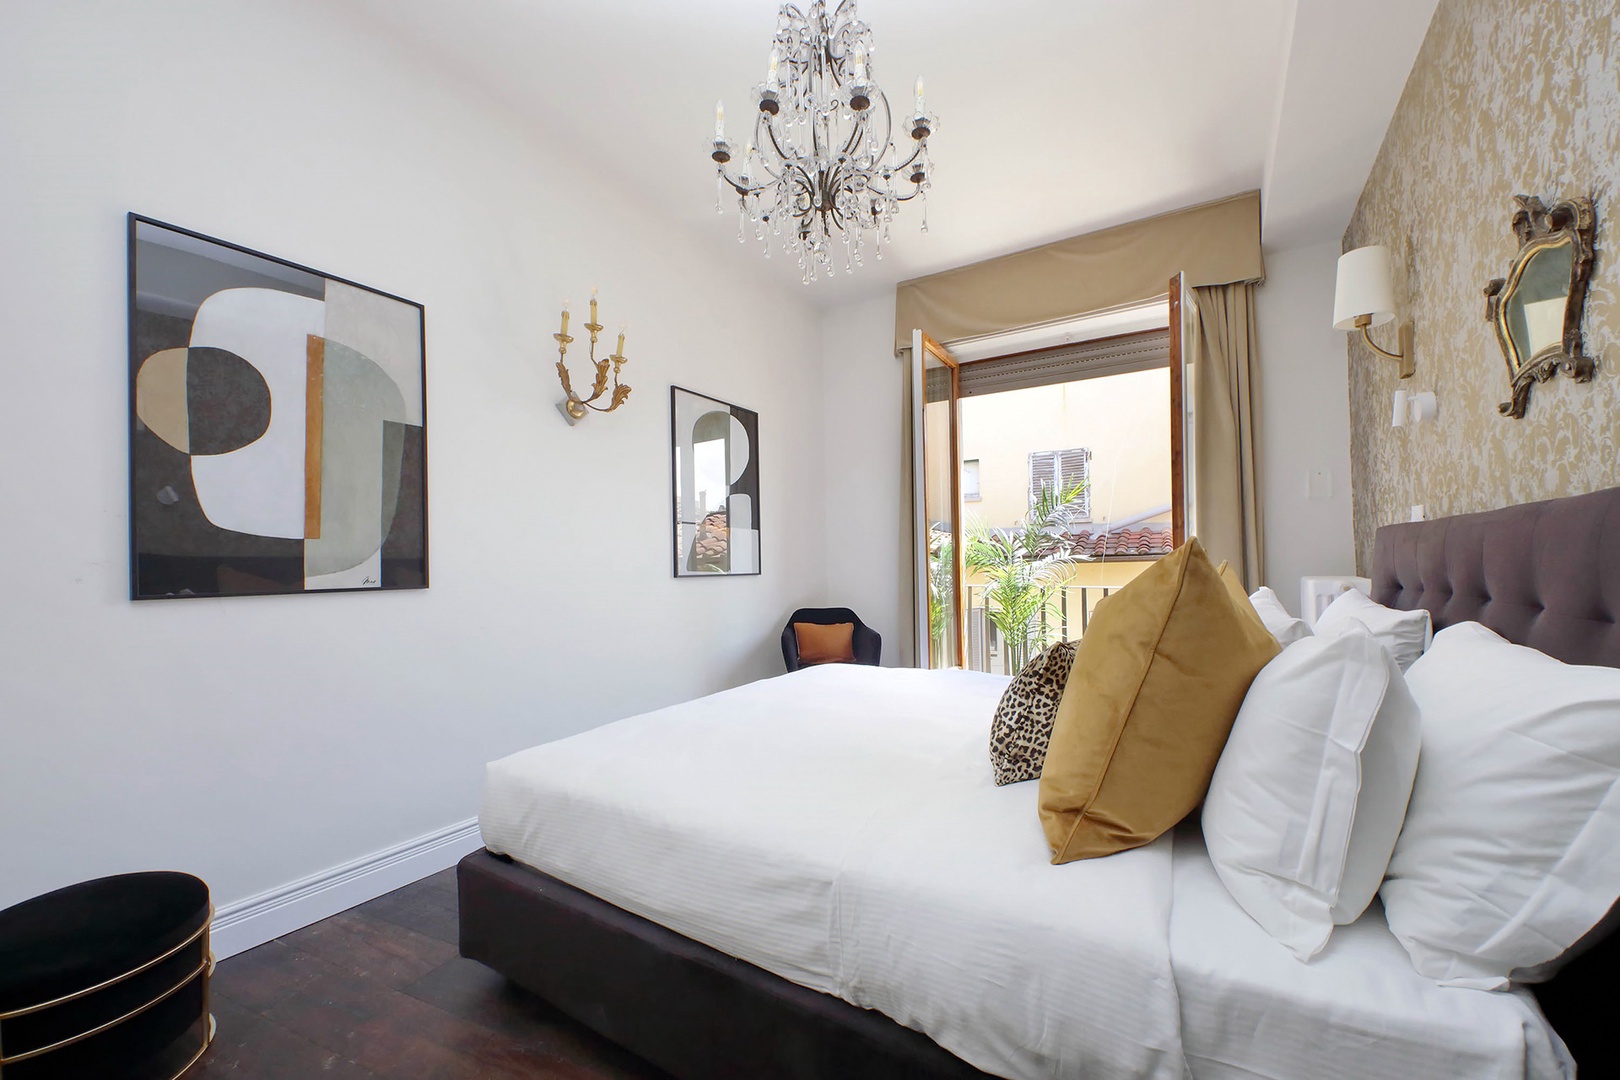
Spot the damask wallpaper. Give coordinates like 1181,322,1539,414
1344,0,1620,572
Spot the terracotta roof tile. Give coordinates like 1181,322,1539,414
1065,526,1174,559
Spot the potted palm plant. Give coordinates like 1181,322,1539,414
964,480,1088,674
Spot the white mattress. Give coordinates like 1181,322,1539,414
481,664,1571,1080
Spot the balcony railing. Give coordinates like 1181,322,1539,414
964,583,1117,675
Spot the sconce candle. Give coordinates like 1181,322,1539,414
555,291,632,425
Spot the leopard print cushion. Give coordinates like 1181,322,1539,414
988,641,1079,785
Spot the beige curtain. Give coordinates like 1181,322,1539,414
1190,282,1264,589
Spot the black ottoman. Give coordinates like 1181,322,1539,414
0,872,213,1080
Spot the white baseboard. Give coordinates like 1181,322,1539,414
211,817,482,960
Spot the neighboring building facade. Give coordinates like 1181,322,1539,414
959,366,1171,539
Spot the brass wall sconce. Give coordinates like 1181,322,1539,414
555,288,632,425
1333,245,1415,379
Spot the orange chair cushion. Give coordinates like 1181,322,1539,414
795,622,856,665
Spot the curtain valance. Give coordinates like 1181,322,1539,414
893,190,1264,352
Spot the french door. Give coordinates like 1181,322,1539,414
913,288,1192,669
911,330,965,669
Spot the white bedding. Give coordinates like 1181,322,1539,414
1170,825,1571,1080
481,664,1571,1080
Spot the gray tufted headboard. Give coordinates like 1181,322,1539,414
1370,485,1620,669
1371,485,1620,1070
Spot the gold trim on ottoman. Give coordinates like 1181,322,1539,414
0,906,215,1079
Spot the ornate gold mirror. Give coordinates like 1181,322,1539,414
1483,195,1597,418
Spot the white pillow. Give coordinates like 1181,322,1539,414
1203,626,1420,960
1381,621,1620,989
1315,588,1430,671
1247,586,1311,646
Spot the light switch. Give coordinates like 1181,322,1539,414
1307,468,1333,500
1410,504,1426,522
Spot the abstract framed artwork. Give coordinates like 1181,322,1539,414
127,215,428,599
670,386,760,577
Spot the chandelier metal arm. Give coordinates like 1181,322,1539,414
871,90,896,156
764,115,794,164
839,113,865,158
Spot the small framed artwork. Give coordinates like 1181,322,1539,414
670,386,760,577
127,214,428,599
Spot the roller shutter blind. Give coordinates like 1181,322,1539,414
958,328,1169,398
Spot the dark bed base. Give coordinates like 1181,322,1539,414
457,850,994,1080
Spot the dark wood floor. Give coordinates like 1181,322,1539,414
194,868,673,1079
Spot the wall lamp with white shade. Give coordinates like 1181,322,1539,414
1333,245,1414,379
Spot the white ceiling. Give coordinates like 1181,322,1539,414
1262,0,1441,250
331,0,1434,306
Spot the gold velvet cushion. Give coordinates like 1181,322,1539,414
1038,539,1280,863
794,622,856,665
988,641,1080,786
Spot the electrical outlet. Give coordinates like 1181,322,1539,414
1410,504,1426,522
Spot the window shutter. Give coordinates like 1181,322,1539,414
962,460,981,500
1028,450,1057,510
1057,447,1092,521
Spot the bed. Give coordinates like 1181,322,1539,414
460,487,1620,1079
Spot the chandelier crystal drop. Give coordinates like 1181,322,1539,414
708,0,937,284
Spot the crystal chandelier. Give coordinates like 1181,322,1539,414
708,0,937,283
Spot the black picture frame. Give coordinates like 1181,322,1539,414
670,385,761,578
127,214,429,600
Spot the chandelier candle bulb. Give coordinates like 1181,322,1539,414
715,101,725,138
914,76,924,112
560,301,569,336
589,287,598,326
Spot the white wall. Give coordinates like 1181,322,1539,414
1253,240,1357,610
819,296,911,667
0,0,826,914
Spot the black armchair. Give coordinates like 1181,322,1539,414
781,607,882,672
